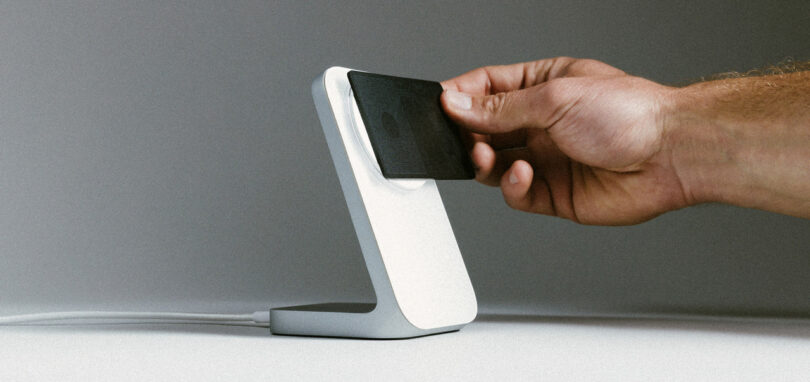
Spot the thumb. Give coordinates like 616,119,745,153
441,82,576,134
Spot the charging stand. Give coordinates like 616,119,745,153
269,67,477,339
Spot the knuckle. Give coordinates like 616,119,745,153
549,56,576,76
554,56,576,66
569,58,624,76
541,79,571,104
473,67,495,93
550,56,575,66
569,58,597,71
483,92,508,117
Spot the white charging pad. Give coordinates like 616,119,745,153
268,67,477,339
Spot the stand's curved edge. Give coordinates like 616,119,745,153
269,303,466,339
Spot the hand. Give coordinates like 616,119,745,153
441,57,688,225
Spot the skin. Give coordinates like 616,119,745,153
440,57,810,225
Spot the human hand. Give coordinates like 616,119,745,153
441,57,688,225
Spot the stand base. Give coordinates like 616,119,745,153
269,303,465,339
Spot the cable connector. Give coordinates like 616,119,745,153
251,310,271,324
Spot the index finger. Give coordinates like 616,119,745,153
440,58,575,95
440,62,535,96
440,56,626,95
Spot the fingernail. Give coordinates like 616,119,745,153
508,172,519,185
444,90,472,110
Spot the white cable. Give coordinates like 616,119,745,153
0,311,271,327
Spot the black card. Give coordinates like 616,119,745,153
347,71,475,180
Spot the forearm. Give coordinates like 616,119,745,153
664,71,810,217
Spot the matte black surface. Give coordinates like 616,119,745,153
347,71,475,179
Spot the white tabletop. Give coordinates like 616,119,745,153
1,315,809,381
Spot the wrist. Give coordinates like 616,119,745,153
662,72,810,215
661,81,753,207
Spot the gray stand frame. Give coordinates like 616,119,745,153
269,67,477,339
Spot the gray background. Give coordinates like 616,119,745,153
0,1,808,317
